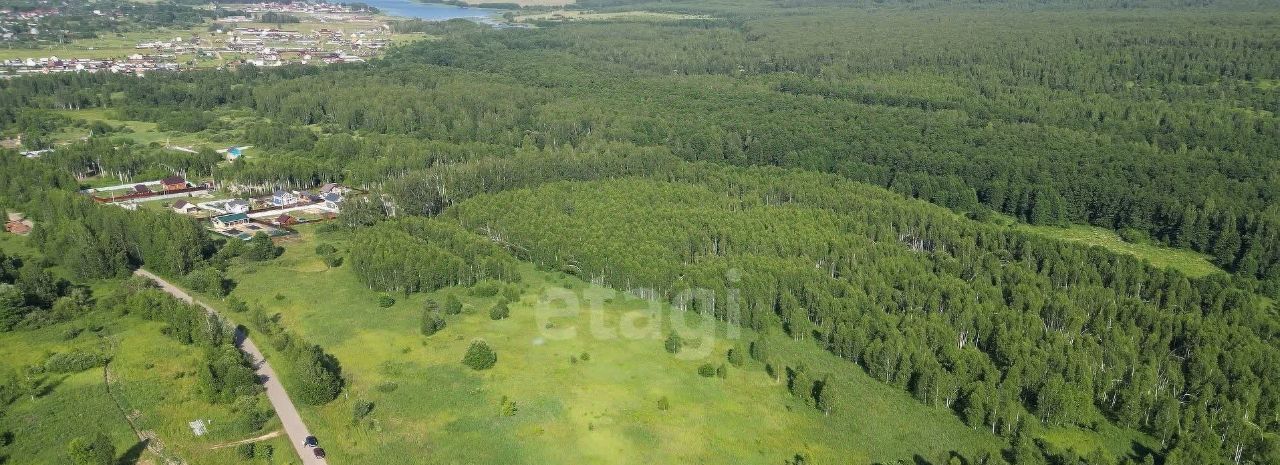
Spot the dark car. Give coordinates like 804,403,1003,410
304,436,319,447
313,447,326,459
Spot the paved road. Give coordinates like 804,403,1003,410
134,269,325,465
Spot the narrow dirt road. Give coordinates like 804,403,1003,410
133,269,326,464
209,430,282,449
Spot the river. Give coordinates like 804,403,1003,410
337,0,502,21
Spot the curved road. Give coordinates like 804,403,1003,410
134,269,325,465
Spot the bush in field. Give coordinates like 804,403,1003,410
66,432,114,465
502,285,520,302
231,396,272,435
377,295,396,308
313,242,343,268
186,266,230,297
244,233,281,261
444,294,463,315
421,313,446,336
352,400,375,423
292,345,343,405
470,280,501,297
727,347,745,367
236,443,256,459
657,396,670,411
697,363,716,378
664,332,683,354
499,395,517,416
226,296,250,313
462,340,497,371
44,351,110,373
489,300,510,320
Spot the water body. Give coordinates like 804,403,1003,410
337,0,502,21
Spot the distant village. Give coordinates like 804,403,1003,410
79,171,362,241
1,2,396,76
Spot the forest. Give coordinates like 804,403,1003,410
0,0,1278,463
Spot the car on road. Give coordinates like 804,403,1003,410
304,436,319,448
313,447,326,459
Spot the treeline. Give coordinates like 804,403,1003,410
27,190,211,279
0,250,80,332
446,166,1280,465
348,218,521,294
47,137,223,181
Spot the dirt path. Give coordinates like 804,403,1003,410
134,269,327,464
208,430,283,449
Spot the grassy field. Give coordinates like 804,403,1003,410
1012,221,1222,278
183,224,1164,464
56,108,243,149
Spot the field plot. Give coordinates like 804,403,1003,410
206,225,1013,465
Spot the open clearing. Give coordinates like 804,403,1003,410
1013,222,1222,278
194,224,1154,464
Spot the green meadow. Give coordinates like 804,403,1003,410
990,215,1223,278
200,225,1153,464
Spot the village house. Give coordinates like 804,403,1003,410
171,200,200,215
133,184,151,195
322,192,344,210
272,189,297,206
211,212,251,229
273,214,297,226
225,199,251,214
161,175,187,191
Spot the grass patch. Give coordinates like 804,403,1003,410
1010,221,1222,278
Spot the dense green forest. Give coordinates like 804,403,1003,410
0,0,1278,463
5,1,1276,291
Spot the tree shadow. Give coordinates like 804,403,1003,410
1130,439,1156,462
36,374,67,397
117,439,149,465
